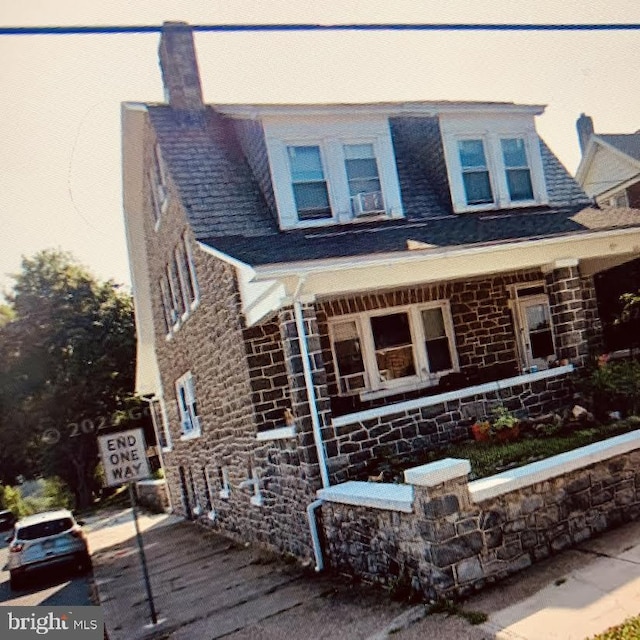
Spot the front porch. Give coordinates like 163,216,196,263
325,364,575,483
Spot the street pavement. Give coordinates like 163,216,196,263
87,509,640,640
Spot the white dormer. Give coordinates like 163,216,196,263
439,111,549,214
261,115,405,230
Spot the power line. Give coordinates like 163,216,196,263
0,23,640,36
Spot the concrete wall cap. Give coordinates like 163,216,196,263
318,481,414,513
404,458,471,487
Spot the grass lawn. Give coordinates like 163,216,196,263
372,416,640,482
589,615,640,639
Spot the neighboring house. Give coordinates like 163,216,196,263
122,23,640,562
576,113,640,209
575,115,640,350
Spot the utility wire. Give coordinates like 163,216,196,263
0,23,640,35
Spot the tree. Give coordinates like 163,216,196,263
0,250,136,508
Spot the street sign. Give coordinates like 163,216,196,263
98,428,151,487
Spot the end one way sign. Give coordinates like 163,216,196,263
98,428,151,487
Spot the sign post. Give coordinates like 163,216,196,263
98,428,158,626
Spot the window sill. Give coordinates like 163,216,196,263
180,430,201,441
359,374,451,402
256,425,297,441
219,489,230,500
161,446,173,453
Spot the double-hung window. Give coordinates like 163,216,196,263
287,145,332,220
501,138,534,201
344,143,384,215
329,302,458,397
458,139,493,205
176,372,200,438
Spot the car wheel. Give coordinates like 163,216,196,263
77,551,92,574
9,570,23,591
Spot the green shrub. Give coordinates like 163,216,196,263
580,358,640,418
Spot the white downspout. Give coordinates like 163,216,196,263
292,296,330,489
291,279,329,572
306,499,325,572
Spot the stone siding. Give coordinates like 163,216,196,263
320,436,640,600
325,372,573,484
140,113,317,560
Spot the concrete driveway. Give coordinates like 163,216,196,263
88,510,409,640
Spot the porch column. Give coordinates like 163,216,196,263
278,304,333,486
579,274,605,356
543,260,589,367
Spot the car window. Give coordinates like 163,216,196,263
17,518,73,540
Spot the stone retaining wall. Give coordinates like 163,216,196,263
319,430,640,600
136,479,170,513
326,368,574,484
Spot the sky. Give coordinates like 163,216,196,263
0,1,639,297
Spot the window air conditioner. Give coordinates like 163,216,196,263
350,190,385,216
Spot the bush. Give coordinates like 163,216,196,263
580,358,640,419
0,485,29,517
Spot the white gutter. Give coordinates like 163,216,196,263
306,499,325,572
293,289,330,489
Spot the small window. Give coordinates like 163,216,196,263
176,372,201,437
167,260,184,320
159,277,176,335
150,397,171,451
458,139,494,205
501,138,534,201
331,320,367,393
287,146,331,220
150,144,169,226
421,307,453,373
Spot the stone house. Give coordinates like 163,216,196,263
122,22,640,562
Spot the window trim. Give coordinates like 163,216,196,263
328,301,459,397
175,372,201,439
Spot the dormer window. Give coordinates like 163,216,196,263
501,138,534,201
440,113,548,214
263,116,404,229
459,139,493,205
287,145,331,220
344,144,384,216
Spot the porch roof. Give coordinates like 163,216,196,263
201,206,640,268
198,207,640,326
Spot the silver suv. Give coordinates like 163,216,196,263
5,509,91,590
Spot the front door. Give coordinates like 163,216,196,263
515,295,556,371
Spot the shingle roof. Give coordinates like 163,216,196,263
201,206,640,267
599,133,640,163
148,107,276,238
147,103,604,268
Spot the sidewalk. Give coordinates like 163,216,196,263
88,509,640,640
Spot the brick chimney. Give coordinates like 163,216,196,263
158,21,204,111
576,113,594,155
